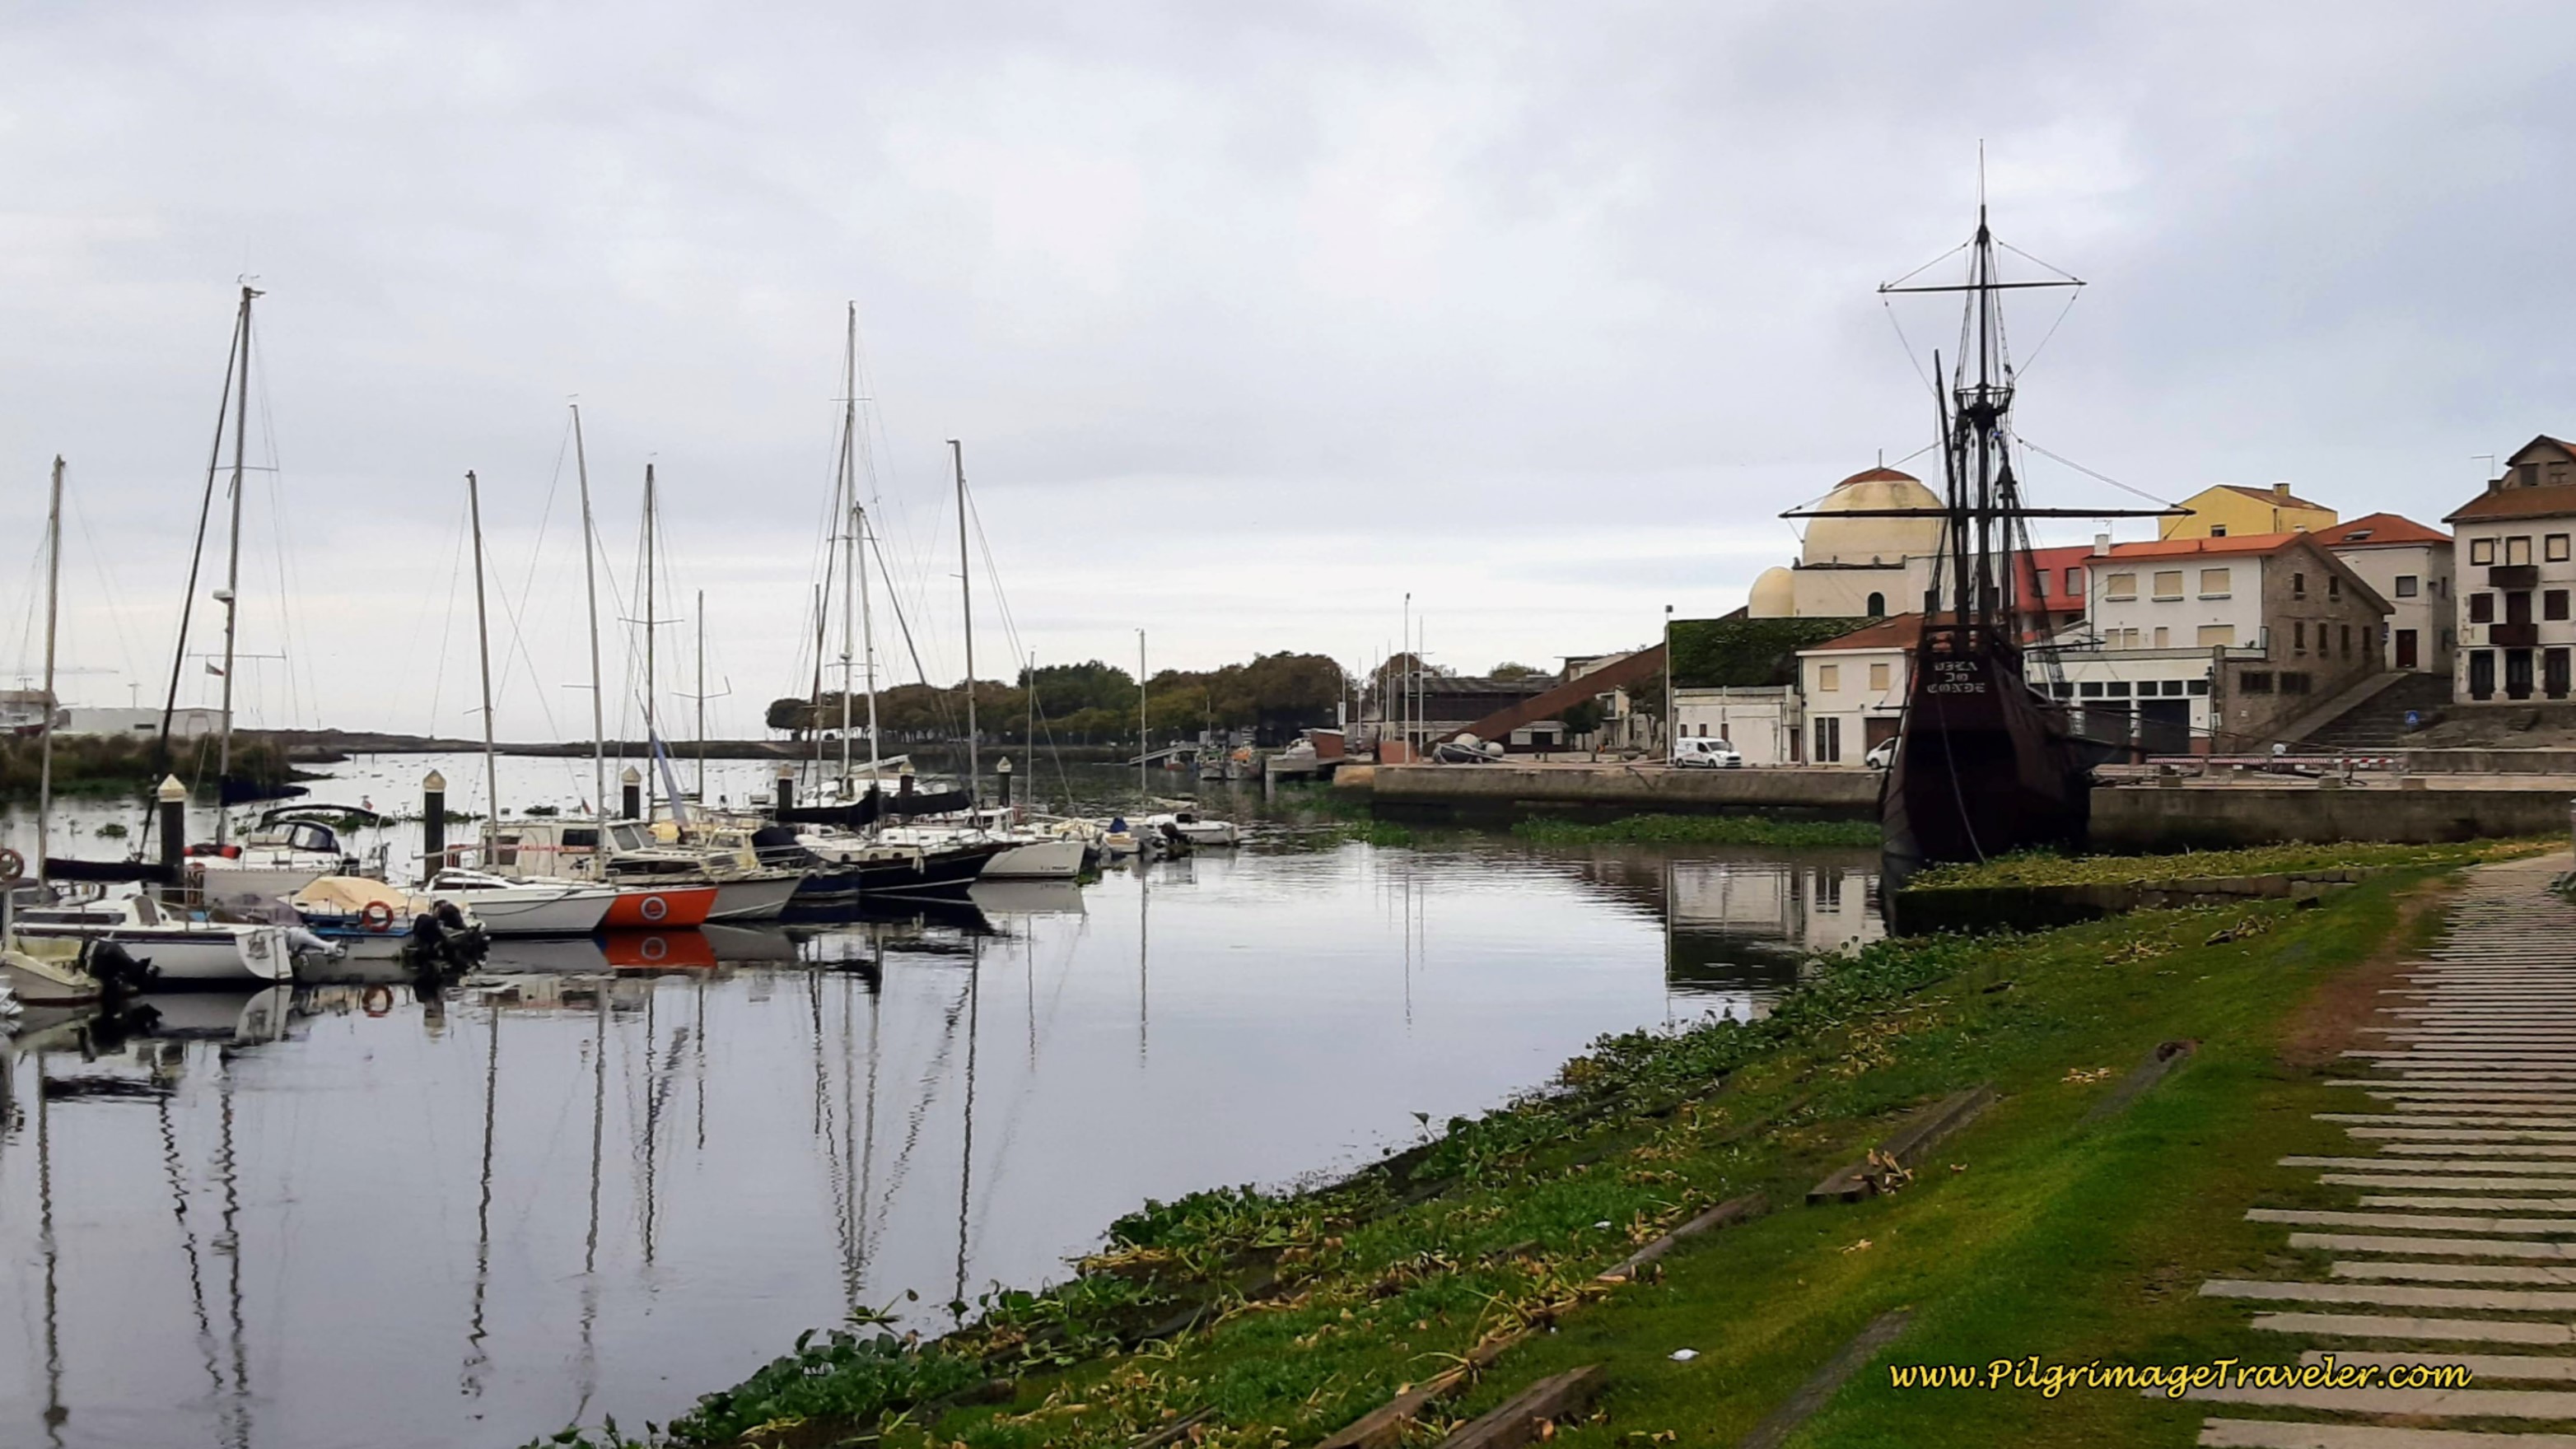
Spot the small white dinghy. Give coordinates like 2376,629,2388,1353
12,893,295,985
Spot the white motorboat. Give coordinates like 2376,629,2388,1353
1151,811,1240,847
423,869,617,937
12,894,295,985
875,824,1087,882
188,810,391,907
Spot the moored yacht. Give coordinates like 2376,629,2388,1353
12,893,295,985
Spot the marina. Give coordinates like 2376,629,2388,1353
0,757,1879,1449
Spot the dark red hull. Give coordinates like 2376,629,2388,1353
1881,639,2088,875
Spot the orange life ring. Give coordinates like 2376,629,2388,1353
639,894,669,922
641,934,669,962
361,901,397,933
0,847,21,880
362,984,394,1017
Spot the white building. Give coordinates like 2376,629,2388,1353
58,706,222,739
1670,686,1801,766
1794,617,1916,765
2321,513,2453,674
2445,436,2576,704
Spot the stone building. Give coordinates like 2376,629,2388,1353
2445,436,2576,703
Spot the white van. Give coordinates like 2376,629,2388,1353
1672,737,1744,769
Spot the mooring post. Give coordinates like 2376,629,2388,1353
157,774,189,888
774,762,796,813
996,755,1014,811
621,765,642,821
898,763,916,802
420,770,446,883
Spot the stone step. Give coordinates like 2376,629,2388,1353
2325,1116,2576,1130
2252,1208,2576,1235
2380,1145,2576,1159
2289,1232,2576,1261
2182,1383,2576,1417
2248,1310,2576,1344
2200,1415,2576,1447
2284,1158,2576,1176
2326,1176,2576,1194
2335,1262,2576,1285
2300,1349,2576,1381
2348,1130,2576,1143
2204,1278,2576,1312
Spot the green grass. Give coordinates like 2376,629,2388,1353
1909,837,2541,889
1511,813,1881,848
533,842,2491,1449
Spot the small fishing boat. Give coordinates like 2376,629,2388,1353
423,869,617,937
1150,811,1240,847
290,876,488,963
187,807,394,906
12,893,295,985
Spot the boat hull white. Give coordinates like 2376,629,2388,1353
979,838,1089,881
10,924,294,985
707,874,803,922
424,887,614,937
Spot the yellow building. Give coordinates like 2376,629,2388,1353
2160,482,2336,540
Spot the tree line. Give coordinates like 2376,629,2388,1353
765,650,1348,748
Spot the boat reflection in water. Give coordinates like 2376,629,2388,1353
0,839,1874,1449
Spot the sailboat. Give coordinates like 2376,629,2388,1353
1793,203,2168,874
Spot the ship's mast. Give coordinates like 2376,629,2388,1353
214,285,259,846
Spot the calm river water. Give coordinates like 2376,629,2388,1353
0,754,1879,1449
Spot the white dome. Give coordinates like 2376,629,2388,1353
1747,566,1796,617
1803,467,1944,566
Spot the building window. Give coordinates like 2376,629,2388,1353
2105,572,2137,601
1817,664,1839,692
2107,681,2132,697
2294,620,2306,653
2066,568,2084,597
2196,624,2235,647
1868,662,1890,691
2395,575,2419,598
2470,650,2495,699
2510,536,2536,566
2153,570,2184,601
2186,678,2210,696
2472,538,2496,566
1866,591,1886,616
2471,593,2496,624
2199,568,2230,598
2553,534,2573,563
2520,463,2541,487
2292,571,2306,598
2153,627,2169,648
2328,575,2341,600
2340,623,2352,657
2241,671,2274,693
2550,590,2571,622
2079,681,2105,698
1814,715,1841,763
2280,672,2312,695
2551,649,2572,701
2052,682,2074,698
2210,524,2228,538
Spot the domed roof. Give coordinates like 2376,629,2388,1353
1803,466,1944,566
1747,566,1795,617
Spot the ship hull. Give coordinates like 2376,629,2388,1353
1881,641,2089,877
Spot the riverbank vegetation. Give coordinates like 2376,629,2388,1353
533,840,2508,1449
0,732,300,804
1510,813,1879,848
1910,836,2541,890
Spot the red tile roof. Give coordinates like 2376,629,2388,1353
2098,531,2316,560
2323,511,2449,548
1805,614,1926,652
2445,485,2576,524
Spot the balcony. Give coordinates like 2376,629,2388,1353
2492,622,2541,648
2491,564,2541,589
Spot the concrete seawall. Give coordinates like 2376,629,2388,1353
1365,763,1881,818
2089,782,2575,849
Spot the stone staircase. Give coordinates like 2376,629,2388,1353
2302,673,2457,752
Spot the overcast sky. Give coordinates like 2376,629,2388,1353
1,2,2569,740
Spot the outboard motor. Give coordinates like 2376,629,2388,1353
408,901,487,972
81,939,158,998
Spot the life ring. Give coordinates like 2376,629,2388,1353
639,894,669,922
640,934,669,962
361,901,397,933
362,984,394,1017
0,847,21,880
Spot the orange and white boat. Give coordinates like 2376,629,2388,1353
600,883,717,929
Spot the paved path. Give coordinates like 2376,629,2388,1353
2194,852,2576,1447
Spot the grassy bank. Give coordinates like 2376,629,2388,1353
0,732,302,804
534,843,2502,1449
1512,813,1880,848
1911,836,2538,889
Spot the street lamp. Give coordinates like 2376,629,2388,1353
1663,603,1673,761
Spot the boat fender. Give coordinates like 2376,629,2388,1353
0,846,19,879
362,985,393,1017
361,901,397,932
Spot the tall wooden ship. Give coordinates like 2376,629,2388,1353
1794,205,2165,874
